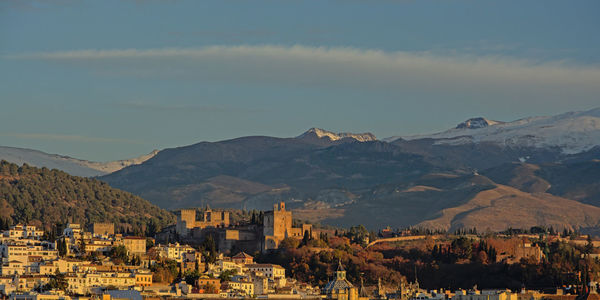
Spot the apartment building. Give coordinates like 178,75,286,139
2,225,44,240
0,244,58,264
65,272,136,295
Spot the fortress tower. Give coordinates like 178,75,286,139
176,209,197,237
203,207,230,228
263,202,293,250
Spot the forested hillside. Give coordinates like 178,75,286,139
0,160,174,234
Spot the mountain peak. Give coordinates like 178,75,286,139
298,128,377,142
456,117,503,129
392,107,600,154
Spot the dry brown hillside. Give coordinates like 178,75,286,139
418,184,600,232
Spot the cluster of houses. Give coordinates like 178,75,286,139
0,223,153,298
175,251,320,298
0,222,320,300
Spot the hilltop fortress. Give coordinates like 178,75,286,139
174,202,315,253
176,207,231,237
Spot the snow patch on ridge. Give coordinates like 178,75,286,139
386,107,600,154
0,146,159,177
298,128,377,142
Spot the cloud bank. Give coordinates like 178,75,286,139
0,133,144,144
7,45,600,106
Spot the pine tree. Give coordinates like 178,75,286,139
432,244,439,260
202,235,217,264
301,230,311,247
57,239,67,257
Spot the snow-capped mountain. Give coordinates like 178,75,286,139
82,150,159,174
386,107,600,154
0,146,158,177
297,128,377,142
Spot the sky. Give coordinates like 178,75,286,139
1,0,600,161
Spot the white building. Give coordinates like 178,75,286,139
227,279,254,296
0,244,58,264
0,261,26,276
31,259,84,275
3,225,44,240
158,243,196,263
208,259,244,275
245,264,285,279
65,271,136,295
62,224,81,239
452,289,517,300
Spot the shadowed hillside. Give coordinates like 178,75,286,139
99,120,600,231
102,137,436,210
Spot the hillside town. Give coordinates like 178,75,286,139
0,203,322,299
2,202,600,300
0,221,320,299
3,0,599,298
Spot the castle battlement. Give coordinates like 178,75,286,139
176,207,230,237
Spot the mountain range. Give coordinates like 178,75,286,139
0,146,158,177
387,107,600,155
3,107,600,231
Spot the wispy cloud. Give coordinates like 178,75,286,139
6,45,600,106
0,0,78,11
0,133,144,144
117,101,266,113
167,29,276,40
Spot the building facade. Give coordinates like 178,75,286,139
89,223,115,237
121,237,146,256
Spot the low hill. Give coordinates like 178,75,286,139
0,160,174,233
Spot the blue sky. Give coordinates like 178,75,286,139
1,0,599,161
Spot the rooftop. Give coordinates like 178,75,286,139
232,252,253,259
246,263,284,269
